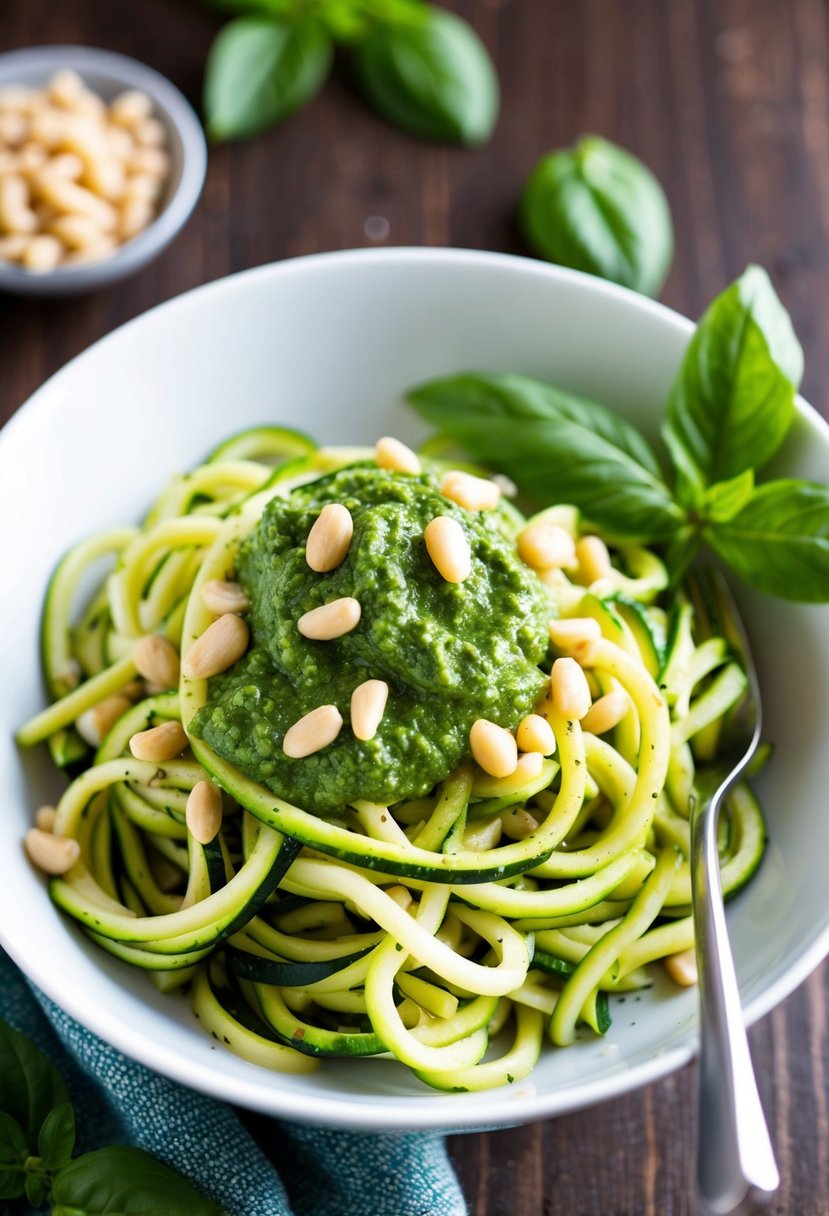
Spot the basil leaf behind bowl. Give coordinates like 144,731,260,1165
0,1018,68,1151
519,135,674,298
51,1146,223,1216
408,371,683,541
352,6,499,146
662,264,804,509
204,15,333,141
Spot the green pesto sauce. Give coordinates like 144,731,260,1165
190,465,550,814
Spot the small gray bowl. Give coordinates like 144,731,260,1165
0,45,207,296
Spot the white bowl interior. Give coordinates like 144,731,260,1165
1,248,827,1129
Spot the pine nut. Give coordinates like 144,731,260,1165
0,111,28,146
186,780,223,845
664,947,698,987
127,146,169,177
76,692,133,747
469,719,518,779
516,713,556,756
581,689,630,735
134,635,180,689
283,704,343,758
107,125,134,160
500,807,541,840
36,151,84,180
0,175,37,233
62,236,116,265
0,233,29,260
298,597,361,640
49,70,85,108
549,617,603,651
182,613,249,679
306,503,353,572
36,175,117,229
440,470,501,512
109,90,153,128
24,828,80,875
201,579,249,615
492,473,518,497
82,155,126,202
576,535,612,583
351,679,389,741
129,720,188,762
35,805,57,832
17,143,48,175
385,885,414,911
48,212,104,251
375,436,421,475
425,516,471,583
22,234,62,271
118,195,153,240
134,117,166,147
518,522,577,571
514,750,544,778
123,172,161,203
551,657,592,721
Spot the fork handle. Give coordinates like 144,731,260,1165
692,790,779,1216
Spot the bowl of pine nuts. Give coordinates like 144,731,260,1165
0,45,207,294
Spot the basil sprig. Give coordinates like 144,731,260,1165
202,0,499,146
409,265,829,602
0,1018,220,1215
519,136,674,298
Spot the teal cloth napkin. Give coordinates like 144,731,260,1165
0,950,467,1216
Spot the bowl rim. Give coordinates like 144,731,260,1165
0,43,207,288
3,245,829,1129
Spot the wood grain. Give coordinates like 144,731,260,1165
2,1,829,1212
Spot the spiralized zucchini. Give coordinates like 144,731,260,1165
17,426,767,1093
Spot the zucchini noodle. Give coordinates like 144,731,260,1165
17,425,768,1092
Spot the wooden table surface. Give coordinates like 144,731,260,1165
2,1,829,1212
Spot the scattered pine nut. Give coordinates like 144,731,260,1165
425,516,471,583
469,719,518,779
500,806,541,840
384,885,414,911
664,947,698,987
283,704,344,758
181,613,249,680
576,535,613,583
186,780,223,845
76,692,133,747
549,617,603,651
201,579,250,616
516,713,556,756
351,679,389,741
440,470,501,512
518,522,577,571
21,233,62,271
514,751,545,779
134,635,180,689
581,689,630,735
375,436,421,475
35,805,57,833
129,720,188,762
306,503,354,573
298,597,361,641
24,827,80,875
109,89,154,128
550,657,592,721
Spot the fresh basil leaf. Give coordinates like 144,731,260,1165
519,136,673,297
408,372,683,540
0,1018,68,1149
0,1113,27,1200
204,16,333,141
702,469,755,523
38,1101,75,1170
51,1147,223,1216
706,480,829,601
352,7,499,146
662,265,803,507
25,1171,48,1207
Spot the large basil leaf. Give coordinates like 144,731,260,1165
51,1147,222,1216
519,136,673,297
408,372,684,540
204,16,333,141
0,1111,27,1200
0,1018,68,1149
662,265,803,507
38,1101,75,1170
706,480,829,601
352,7,499,146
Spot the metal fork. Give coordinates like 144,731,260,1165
687,568,779,1216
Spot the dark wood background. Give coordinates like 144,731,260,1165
2,1,828,1212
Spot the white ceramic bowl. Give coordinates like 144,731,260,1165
1,248,827,1130
0,45,206,296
